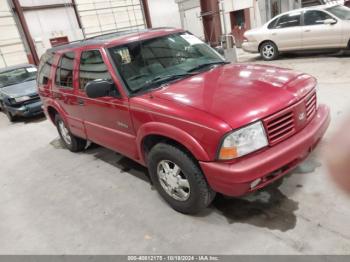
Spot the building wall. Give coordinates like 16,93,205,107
0,0,28,68
148,0,181,28
19,0,83,58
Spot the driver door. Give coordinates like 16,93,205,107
77,48,137,159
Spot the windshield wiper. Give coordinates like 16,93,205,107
187,61,229,73
132,73,194,94
22,76,36,83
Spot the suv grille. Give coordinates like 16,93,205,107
306,92,317,121
263,91,317,146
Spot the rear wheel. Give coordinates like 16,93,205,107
260,41,279,61
148,143,215,214
55,114,86,152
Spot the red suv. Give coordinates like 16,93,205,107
37,28,330,214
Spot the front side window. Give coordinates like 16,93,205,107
326,5,350,20
109,32,225,94
0,67,37,88
304,10,333,25
79,50,112,90
55,52,75,88
275,12,301,28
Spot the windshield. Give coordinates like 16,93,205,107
0,67,37,88
326,5,350,20
109,32,225,94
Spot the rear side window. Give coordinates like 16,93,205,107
268,17,279,29
304,10,333,26
79,50,111,90
275,12,301,28
55,52,75,88
38,52,54,85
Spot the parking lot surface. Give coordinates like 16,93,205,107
1,51,350,254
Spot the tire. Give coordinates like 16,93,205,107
148,143,216,214
260,41,279,61
55,114,86,152
3,106,16,122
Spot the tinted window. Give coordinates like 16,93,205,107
55,52,75,88
268,17,279,29
275,12,301,28
304,10,333,25
38,52,54,85
79,50,111,90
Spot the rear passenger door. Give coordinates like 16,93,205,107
77,48,137,159
52,51,86,138
269,11,302,51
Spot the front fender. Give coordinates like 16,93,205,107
136,122,210,164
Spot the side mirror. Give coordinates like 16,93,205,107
324,18,337,25
85,80,115,98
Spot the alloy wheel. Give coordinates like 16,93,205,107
157,160,190,201
262,44,275,59
58,120,72,145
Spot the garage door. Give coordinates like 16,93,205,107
0,0,28,68
75,0,146,37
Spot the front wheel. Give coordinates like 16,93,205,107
3,106,16,122
260,41,279,61
148,143,215,214
55,114,87,152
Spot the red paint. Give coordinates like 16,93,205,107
38,28,330,197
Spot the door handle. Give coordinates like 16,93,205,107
304,29,311,33
77,98,85,106
272,33,277,36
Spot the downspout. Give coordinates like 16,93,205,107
11,0,39,65
141,0,152,28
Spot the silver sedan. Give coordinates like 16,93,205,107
243,5,350,60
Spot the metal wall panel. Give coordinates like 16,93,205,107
75,0,146,37
0,0,28,68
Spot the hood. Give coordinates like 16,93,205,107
0,80,37,98
153,63,316,129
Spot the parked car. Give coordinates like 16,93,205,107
243,4,350,60
38,28,330,214
0,64,43,121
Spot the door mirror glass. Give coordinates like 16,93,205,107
85,80,114,98
324,18,337,25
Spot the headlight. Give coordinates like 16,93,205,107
218,121,268,160
14,96,31,103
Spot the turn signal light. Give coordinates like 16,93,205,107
219,147,238,160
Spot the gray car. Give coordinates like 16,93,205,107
0,64,43,122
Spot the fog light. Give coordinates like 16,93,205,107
250,178,262,189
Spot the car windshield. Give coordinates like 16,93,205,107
0,67,37,88
109,32,225,94
326,5,350,20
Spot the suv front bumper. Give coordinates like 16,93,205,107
200,104,330,197
6,100,43,117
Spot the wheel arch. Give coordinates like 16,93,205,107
258,40,277,52
137,122,211,165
